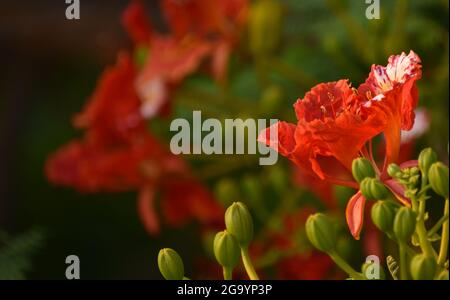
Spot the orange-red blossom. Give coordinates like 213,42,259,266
259,51,422,239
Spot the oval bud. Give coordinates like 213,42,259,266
410,254,437,280
158,248,184,280
352,158,376,183
371,201,396,232
418,148,437,175
393,207,417,242
428,162,449,199
305,213,337,253
225,202,254,248
387,163,401,178
360,178,389,200
213,230,241,269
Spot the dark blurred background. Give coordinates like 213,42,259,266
0,0,448,279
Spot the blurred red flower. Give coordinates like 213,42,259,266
122,0,248,118
46,53,223,235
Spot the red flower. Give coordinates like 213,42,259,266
122,0,248,118
46,53,223,235
259,51,422,239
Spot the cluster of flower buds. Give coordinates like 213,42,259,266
157,202,257,280
388,164,421,191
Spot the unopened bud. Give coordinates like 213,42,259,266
158,248,184,280
225,202,254,248
410,254,437,280
213,230,241,269
371,201,396,232
393,207,417,242
352,158,376,183
428,162,449,199
305,213,337,253
418,148,438,175
387,163,401,178
360,178,389,200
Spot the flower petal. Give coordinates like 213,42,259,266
384,179,411,207
137,185,160,235
345,191,366,240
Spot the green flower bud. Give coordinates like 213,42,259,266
393,207,417,242
352,158,376,183
360,178,389,200
371,201,396,232
305,213,337,253
361,262,386,280
428,162,449,199
418,148,437,175
213,230,241,269
158,248,184,280
410,254,437,280
387,163,401,178
225,202,254,248
436,270,449,280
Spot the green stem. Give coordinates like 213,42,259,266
386,232,417,257
413,181,437,258
329,251,365,280
437,199,449,266
399,243,408,280
223,267,233,280
428,214,449,238
241,248,259,280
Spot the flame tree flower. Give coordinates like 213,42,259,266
259,51,422,239
46,53,223,235
122,0,248,118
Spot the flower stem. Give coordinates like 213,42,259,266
428,214,449,238
241,248,259,280
413,177,437,259
329,251,365,280
398,242,408,280
223,267,233,280
437,198,449,266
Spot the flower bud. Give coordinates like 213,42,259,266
305,213,337,253
410,254,437,280
157,248,184,280
213,230,241,269
360,178,389,200
428,162,449,199
225,202,254,248
387,163,401,178
352,158,376,183
418,148,437,175
371,201,396,232
361,262,386,280
393,207,417,242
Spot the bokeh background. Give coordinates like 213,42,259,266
0,0,448,279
